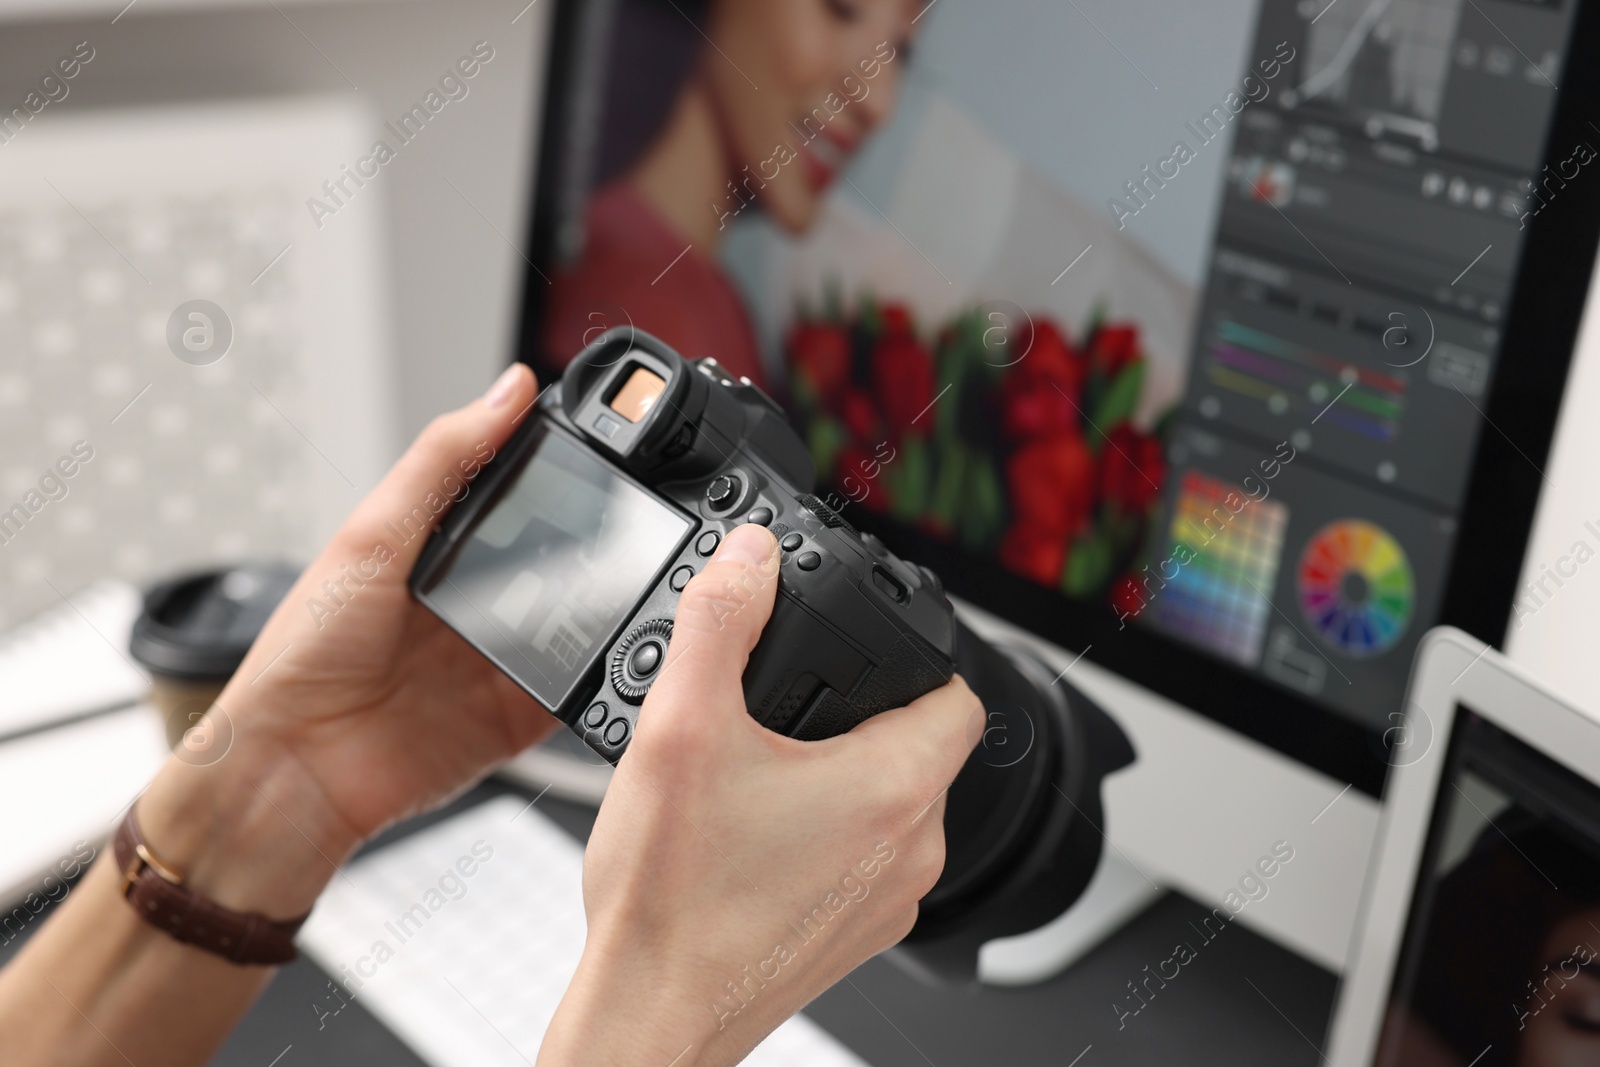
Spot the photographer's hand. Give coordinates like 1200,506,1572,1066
129,361,559,912
540,525,983,1066
0,364,557,1066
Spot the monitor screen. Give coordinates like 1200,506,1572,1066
517,0,1600,790
1373,705,1600,1067
420,423,692,709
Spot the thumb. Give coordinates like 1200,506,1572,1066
336,362,539,572
648,524,780,718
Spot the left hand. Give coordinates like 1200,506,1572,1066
134,363,558,915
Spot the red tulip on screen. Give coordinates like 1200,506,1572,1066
1000,524,1068,587
789,322,852,406
880,303,915,337
1001,380,1077,442
835,442,889,513
1088,323,1140,378
1006,432,1095,537
840,387,883,443
1099,426,1166,514
1110,572,1148,618
872,332,936,437
999,319,1084,441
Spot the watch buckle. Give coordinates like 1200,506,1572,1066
121,842,184,898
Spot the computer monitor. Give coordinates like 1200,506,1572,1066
509,0,1600,968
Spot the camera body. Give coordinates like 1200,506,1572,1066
411,329,1136,981
411,329,958,758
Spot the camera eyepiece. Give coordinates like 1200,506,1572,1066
559,335,707,472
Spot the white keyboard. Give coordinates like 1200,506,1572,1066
298,796,872,1067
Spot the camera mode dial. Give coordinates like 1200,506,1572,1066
611,618,674,704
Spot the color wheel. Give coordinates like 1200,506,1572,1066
1297,520,1413,656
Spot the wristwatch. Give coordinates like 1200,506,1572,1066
114,806,310,966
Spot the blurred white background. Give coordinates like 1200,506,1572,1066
0,0,549,627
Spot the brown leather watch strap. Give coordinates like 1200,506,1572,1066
114,807,310,966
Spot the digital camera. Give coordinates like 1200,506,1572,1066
411,329,1135,979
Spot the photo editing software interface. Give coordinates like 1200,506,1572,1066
1150,0,1580,725
529,0,1584,749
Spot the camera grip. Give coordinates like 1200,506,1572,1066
789,630,953,740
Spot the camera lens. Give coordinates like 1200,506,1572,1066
898,621,1135,981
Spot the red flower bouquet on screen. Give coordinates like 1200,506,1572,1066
785,293,1177,602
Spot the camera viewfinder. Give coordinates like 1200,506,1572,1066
610,367,667,423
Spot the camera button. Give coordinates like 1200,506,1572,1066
669,565,694,592
706,474,740,511
747,506,774,527
604,718,630,748
695,531,720,556
872,566,908,603
796,551,822,572
629,641,663,677
583,702,609,729
780,532,803,553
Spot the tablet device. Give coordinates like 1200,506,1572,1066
1329,627,1600,1066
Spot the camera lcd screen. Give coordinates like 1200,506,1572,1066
425,423,692,710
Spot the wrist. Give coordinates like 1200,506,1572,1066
542,934,722,1066
134,700,361,919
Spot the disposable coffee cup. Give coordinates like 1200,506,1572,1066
129,563,298,749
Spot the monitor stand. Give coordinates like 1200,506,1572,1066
979,848,1165,985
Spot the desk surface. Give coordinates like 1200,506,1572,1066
211,782,1337,1067
0,779,1337,1066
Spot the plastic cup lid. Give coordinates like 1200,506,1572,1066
129,562,300,681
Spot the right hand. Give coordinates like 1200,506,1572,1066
538,524,983,1066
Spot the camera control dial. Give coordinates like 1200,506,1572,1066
611,619,674,704
706,474,740,511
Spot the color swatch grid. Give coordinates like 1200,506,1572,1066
1151,471,1289,666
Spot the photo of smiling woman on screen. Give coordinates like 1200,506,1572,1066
542,0,918,387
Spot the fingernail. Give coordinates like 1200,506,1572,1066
966,703,987,750
716,523,776,567
484,364,524,408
